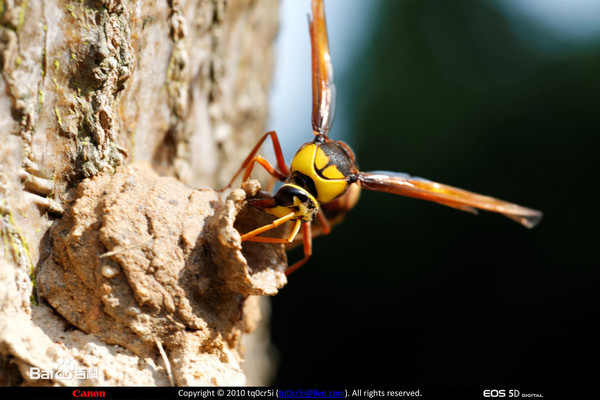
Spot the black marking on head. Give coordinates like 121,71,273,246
316,141,355,179
289,171,319,199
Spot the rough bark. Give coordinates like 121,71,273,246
0,0,284,386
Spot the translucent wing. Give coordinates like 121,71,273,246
358,171,543,228
310,0,336,136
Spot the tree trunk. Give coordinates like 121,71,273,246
1,0,284,386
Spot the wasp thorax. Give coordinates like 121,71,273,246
272,184,318,222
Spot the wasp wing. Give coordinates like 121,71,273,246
357,171,542,228
310,0,336,136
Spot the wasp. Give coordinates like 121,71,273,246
225,0,542,275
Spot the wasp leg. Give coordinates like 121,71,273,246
242,155,287,183
244,219,311,275
284,222,312,275
225,130,289,189
289,208,330,246
316,207,331,235
241,212,297,242
243,218,302,244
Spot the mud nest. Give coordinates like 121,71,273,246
28,164,287,385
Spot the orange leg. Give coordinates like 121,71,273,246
285,222,313,275
242,155,287,183
243,219,302,244
242,216,312,275
316,207,331,235
289,207,330,246
241,212,297,242
225,131,289,188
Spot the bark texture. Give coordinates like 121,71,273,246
0,0,284,386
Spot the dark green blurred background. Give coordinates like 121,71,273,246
270,0,599,387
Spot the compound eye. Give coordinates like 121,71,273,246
274,185,310,207
294,191,309,204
